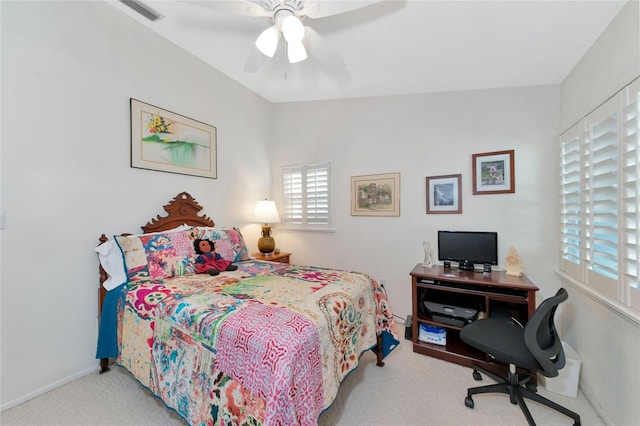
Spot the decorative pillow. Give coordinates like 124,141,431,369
140,230,197,279
115,234,151,283
98,225,195,290
189,227,250,263
114,225,196,284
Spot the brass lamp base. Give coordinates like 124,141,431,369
258,225,276,254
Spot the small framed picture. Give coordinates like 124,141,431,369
351,172,401,216
426,174,462,214
472,150,515,195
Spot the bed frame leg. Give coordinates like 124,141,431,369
99,358,110,374
375,334,385,367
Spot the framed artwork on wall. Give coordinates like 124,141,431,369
426,174,462,214
351,172,401,216
130,98,217,179
472,149,515,195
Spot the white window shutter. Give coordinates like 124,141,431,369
622,79,640,311
305,166,330,225
282,167,303,225
584,95,619,298
281,163,331,229
560,122,584,280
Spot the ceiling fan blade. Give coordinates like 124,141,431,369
243,48,268,73
304,26,345,71
178,0,270,18
302,0,384,19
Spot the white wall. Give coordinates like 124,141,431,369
2,1,638,424
1,1,272,408
557,2,640,425
559,0,640,132
269,86,561,320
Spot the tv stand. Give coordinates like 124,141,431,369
410,264,539,380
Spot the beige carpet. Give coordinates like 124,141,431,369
2,326,602,425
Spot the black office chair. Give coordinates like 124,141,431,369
459,288,581,426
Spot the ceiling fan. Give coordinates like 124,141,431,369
180,0,383,72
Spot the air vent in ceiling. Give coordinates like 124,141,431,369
119,0,163,22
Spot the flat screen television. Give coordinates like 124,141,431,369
437,230,498,271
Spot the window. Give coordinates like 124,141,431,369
559,77,640,315
281,163,331,230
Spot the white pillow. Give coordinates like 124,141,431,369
95,239,127,291
96,224,193,291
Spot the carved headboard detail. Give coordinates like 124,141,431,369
142,191,214,233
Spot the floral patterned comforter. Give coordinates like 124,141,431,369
113,260,399,425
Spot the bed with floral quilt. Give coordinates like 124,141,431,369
96,192,399,425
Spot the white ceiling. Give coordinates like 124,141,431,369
108,0,627,103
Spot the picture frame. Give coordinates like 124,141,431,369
426,174,462,214
351,172,400,216
472,149,515,195
130,98,217,179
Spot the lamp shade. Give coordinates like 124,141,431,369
254,200,280,224
255,25,279,57
287,40,307,63
282,15,304,42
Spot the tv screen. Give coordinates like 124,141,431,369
437,231,498,270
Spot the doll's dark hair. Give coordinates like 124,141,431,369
193,239,215,254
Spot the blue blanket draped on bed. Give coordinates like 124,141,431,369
95,283,126,359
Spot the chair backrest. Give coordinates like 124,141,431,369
523,288,568,378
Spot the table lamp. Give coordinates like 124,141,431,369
253,199,281,254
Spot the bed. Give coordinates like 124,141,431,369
96,192,399,425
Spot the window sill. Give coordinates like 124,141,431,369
556,270,640,328
278,227,336,234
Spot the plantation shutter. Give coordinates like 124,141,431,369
622,80,640,310
282,167,303,225
584,95,619,298
559,77,640,316
305,166,330,225
281,163,331,229
560,123,583,280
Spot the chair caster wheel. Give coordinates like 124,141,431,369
472,370,482,381
465,396,474,408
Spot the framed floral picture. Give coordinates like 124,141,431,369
426,174,462,214
472,150,515,195
130,98,217,179
351,172,400,216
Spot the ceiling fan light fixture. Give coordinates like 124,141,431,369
282,15,305,42
255,25,279,57
287,40,307,63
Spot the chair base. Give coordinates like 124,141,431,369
465,364,581,426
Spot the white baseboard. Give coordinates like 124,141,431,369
1,365,97,412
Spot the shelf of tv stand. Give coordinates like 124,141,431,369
410,263,539,380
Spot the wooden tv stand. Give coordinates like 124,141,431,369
410,264,539,379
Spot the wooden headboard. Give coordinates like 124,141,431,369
140,191,215,233
96,191,215,372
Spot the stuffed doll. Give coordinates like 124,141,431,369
193,239,238,275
